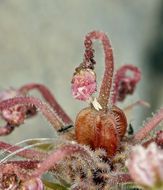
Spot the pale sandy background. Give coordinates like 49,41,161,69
0,0,162,143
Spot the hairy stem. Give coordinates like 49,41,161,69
0,160,40,170
0,96,64,131
112,64,141,104
0,141,46,160
9,144,91,180
84,31,114,112
20,83,73,125
133,109,163,143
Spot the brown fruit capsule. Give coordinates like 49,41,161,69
110,105,127,140
75,107,120,158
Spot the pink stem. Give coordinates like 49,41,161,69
0,124,14,136
84,31,114,112
0,96,64,131
0,141,46,160
0,160,40,170
112,64,141,104
133,109,163,143
11,144,91,180
20,84,73,125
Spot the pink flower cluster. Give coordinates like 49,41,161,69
71,69,97,102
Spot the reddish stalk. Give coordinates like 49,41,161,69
112,65,141,104
133,109,163,143
5,144,91,180
0,96,64,131
84,31,114,112
0,141,46,160
20,84,73,125
0,160,40,170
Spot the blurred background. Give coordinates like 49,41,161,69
0,0,162,143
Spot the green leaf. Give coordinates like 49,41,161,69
42,179,67,190
123,183,142,190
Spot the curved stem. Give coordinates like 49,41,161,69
112,64,141,104
0,96,64,131
84,31,114,112
133,109,163,143
20,84,73,125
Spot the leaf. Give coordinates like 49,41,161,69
42,179,67,190
123,183,142,190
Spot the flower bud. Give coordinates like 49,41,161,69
71,69,97,102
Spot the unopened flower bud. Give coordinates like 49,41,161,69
71,69,97,102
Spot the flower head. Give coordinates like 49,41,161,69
71,69,97,102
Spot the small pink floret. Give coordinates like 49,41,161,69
126,143,163,188
71,69,97,102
